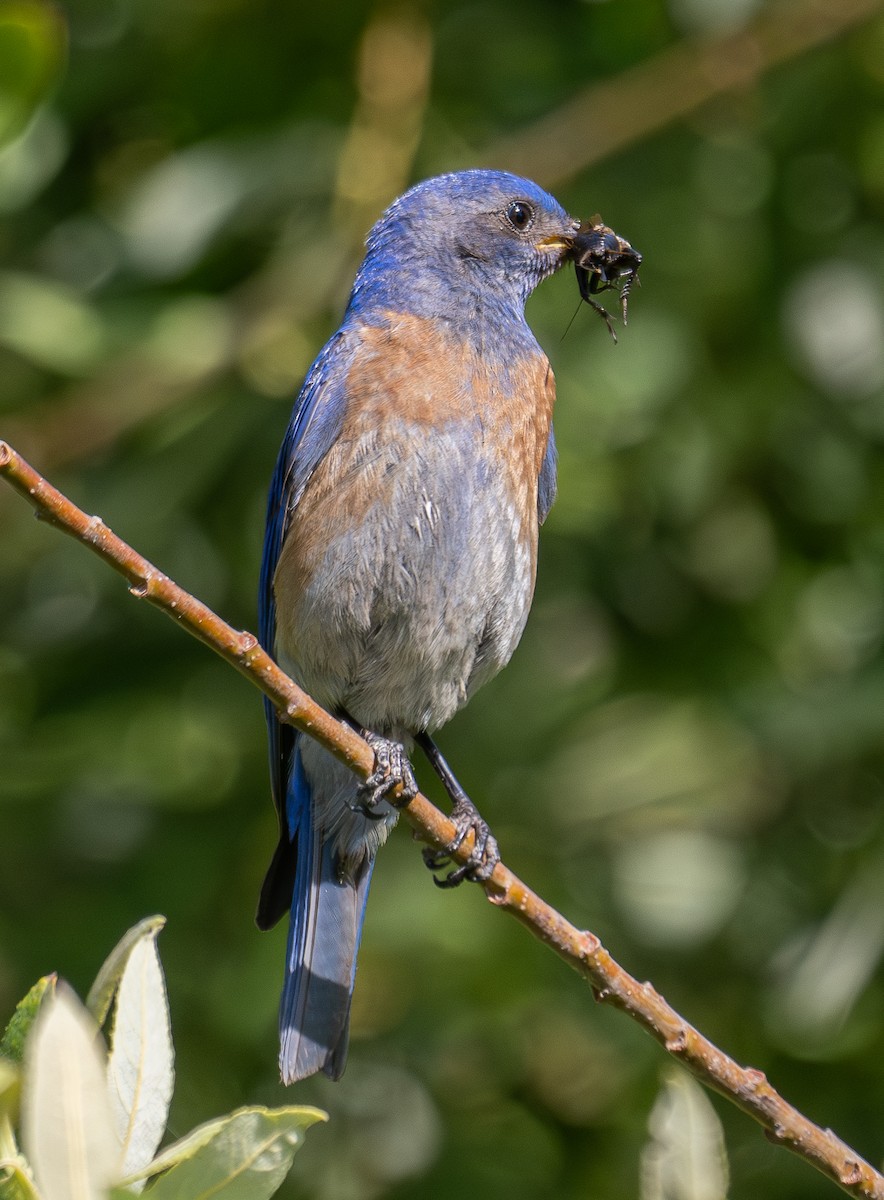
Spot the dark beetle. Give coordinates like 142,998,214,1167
572,216,642,342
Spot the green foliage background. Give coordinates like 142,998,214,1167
3,0,884,1195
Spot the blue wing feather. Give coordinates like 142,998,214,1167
538,424,558,524
256,328,355,929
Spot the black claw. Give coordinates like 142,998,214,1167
348,797,389,821
422,798,500,888
351,731,418,817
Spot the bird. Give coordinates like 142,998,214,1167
257,169,581,1084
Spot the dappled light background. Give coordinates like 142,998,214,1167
3,0,884,1196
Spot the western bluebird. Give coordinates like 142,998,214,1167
258,169,583,1083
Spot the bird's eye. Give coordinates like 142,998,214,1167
505,201,534,232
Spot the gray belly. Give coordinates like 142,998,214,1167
275,431,536,735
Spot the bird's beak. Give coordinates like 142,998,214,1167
535,233,576,273
535,234,574,253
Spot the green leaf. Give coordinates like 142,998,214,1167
86,917,166,1030
22,983,121,1200
106,926,174,1184
0,1058,21,1156
0,1057,19,1108
0,977,56,1067
124,1106,326,1199
0,0,67,148
0,1154,42,1200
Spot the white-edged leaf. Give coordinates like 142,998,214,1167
123,1106,326,1199
106,928,174,1184
640,1068,729,1200
119,1115,226,1184
22,982,121,1200
86,917,166,1029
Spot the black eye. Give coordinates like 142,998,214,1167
505,200,534,232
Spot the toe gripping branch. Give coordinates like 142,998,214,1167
344,721,500,885
351,730,419,819
415,732,501,888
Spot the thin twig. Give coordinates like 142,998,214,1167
1,438,882,1200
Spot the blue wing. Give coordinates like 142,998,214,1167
538,424,557,524
258,322,380,1079
256,327,355,930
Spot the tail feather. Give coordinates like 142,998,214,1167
278,775,375,1083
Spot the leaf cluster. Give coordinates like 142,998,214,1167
0,920,324,1200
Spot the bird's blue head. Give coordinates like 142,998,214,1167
346,170,579,332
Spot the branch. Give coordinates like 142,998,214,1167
8,3,882,481
486,0,884,186
1,438,881,1200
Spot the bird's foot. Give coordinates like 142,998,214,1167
422,797,500,888
351,732,418,819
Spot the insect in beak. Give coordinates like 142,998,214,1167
571,216,642,343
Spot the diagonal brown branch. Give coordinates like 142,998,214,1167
1,437,882,1200
486,0,884,185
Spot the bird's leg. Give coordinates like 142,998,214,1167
415,731,500,888
343,715,418,818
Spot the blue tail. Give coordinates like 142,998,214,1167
278,745,374,1083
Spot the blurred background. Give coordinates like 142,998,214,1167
2,0,884,1195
